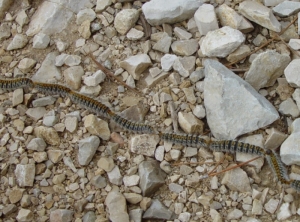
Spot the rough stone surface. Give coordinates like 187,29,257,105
204,59,279,140
178,112,204,134
216,4,253,33
143,199,175,220
201,26,245,58
120,54,152,80
105,187,129,222
139,160,166,196
130,134,160,157
78,136,100,166
114,9,139,35
284,59,300,87
50,209,74,222
239,1,281,32
34,126,60,146
171,39,198,56
194,3,219,36
273,1,300,17
15,164,35,187
6,34,28,50
84,114,110,140
245,50,291,90
142,0,202,26
33,33,50,49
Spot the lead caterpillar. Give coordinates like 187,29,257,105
0,78,34,90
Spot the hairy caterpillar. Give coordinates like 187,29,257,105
209,140,266,156
265,150,289,183
33,82,71,96
290,180,300,191
0,78,34,90
161,133,208,148
110,113,155,134
68,91,114,118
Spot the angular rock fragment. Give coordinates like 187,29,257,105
221,165,251,192
201,26,245,58
142,0,202,26
130,134,160,157
204,59,279,140
139,160,166,196
15,164,35,187
78,136,100,166
245,50,291,90
273,1,300,17
50,209,74,222
171,39,198,56
114,9,139,35
239,1,281,32
143,199,175,220
194,4,218,36
284,59,300,87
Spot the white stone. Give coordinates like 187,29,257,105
201,26,245,58
284,59,300,87
7,34,28,50
105,188,129,222
171,39,198,56
263,0,284,7
273,1,300,17
126,28,144,40
216,4,253,33
56,40,68,52
32,33,50,49
78,136,100,166
264,198,279,214
18,58,36,73
264,128,287,150
178,112,204,134
16,10,29,27
161,54,177,71
76,8,96,25
222,165,251,192
120,54,152,80
239,1,281,32
194,4,218,36
289,39,300,50
114,9,139,35
55,53,68,66
245,50,291,90
155,145,164,162
130,134,160,157
204,59,279,140
173,57,195,77
96,0,112,13
26,0,91,36
193,105,206,119
123,175,140,187
107,166,123,185
277,203,292,220
64,55,81,66
142,0,202,26
153,33,172,54
84,70,106,86
174,27,192,40
279,98,300,118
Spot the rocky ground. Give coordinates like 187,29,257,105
1,0,300,221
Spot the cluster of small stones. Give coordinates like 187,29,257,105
1,0,300,221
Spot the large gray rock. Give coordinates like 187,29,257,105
142,0,202,26
239,1,281,32
26,0,91,36
280,118,300,165
78,136,100,166
105,187,129,222
245,50,291,90
143,199,175,220
273,1,300,17
201,26,245,58
204,60,279,140
139,160,166,196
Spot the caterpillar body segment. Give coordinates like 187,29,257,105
161,133,208,148
33,82,71,96
265,150,289,183
290,180,300,191
0,78,34,90
110,113,155,134
68,91,114,118
209,140,266,156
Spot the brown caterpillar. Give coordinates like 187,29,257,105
33,82,71,96
68,90,114,118
0,78,34,90
110,113,155,134
209,140,266,156
265,150,289,183
161,133,208,148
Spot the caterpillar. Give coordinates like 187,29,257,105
68,90,114,118
0,78,34,90
33,82,72,96
265,150,289,183
160,133,208,148
290,180,300,191
208,140,266,156
110,113,155,134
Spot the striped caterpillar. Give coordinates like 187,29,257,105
33,82,71,96
209,140,266,156
161,133,208,148
0,78,34,90
110,113,155,134
68,91,114,118
265,150,289,184
290,180,300,191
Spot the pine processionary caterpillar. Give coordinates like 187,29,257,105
161,133,208,148
33,82,71,96
110,113,155,134
68,91,114,118
0,78,34,90
290,180,300,191
265,150,289,184
209,140,266,156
